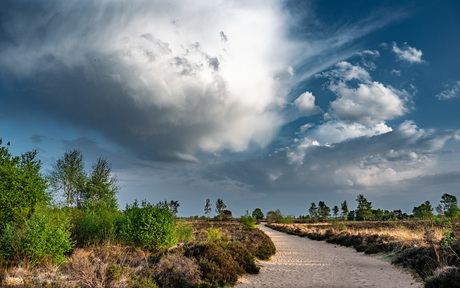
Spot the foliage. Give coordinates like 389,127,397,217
266,210,281,222
169,200,180,217
340,201,349,220
203,225,223,242
240,211,256,229
119,200,177,251
332,205,339,218
413,201,434,220
355,194,373,221
308,202,318,220
80,157,119,213
175,219,194,244
153,253,201,288
204,199,212,220
1,206,74,266
317,201,330,221
71,208,120,247
0,140,48,233
252,208,264,220
215,199,226,221
49,149,86,207
441,193,459,220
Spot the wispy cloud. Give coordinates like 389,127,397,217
392,42,423,63
436,81,460,100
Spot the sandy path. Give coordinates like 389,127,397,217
236,225,422,288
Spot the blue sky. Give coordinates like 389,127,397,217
1,0,460,217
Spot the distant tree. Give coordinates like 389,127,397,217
347,210,355,221
332,205,339,219
252,208,264,220
49,149,86,207
318,201,331,221
266,210,281,222
204,198,212,220
341,201,349,220
412,201,434,220
309,202,318,220
81,157,118,212
441,193,459,220
436,204,444,218
372,209,384,220
222,210,233,221
355,194,372,221
215,198,227,221
169,200,180,217
0,140,48,232
393,209,408,220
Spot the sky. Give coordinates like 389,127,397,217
1,0,460,217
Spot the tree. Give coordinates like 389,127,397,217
266,210,281,222
341,201,349,220
49,149,86,207
355,194,372,221
252,208,264,221
82,157,118,212
309,202,318,220
318,201,331,221
0,140,48,232
347,210,355,221
204,198,212,220
412,201,434,220
332,205,339,219
169,200,180,217
441,193,459,220
215,198,226,221
222,210,233,221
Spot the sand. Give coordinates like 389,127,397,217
236,224,422,288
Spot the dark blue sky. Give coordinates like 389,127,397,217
1,0,460,217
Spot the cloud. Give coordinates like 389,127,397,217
0,0,294,161
322,62,408,127
392,42,423,63
436,81,460,100
293,91,322,116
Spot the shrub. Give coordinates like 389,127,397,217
175,219,194,244
71,208,119,247
240,212,256,229
1,206,74,266
203,225,223,242
153,253,201,287
119,200,177,251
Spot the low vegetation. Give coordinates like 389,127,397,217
268,220,460,287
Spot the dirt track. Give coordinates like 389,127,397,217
236,224,422,288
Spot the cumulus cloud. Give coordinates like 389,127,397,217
293,91,322,116
392,42,423,63
0,0,294,160
321,62,408,127
436,81,460,100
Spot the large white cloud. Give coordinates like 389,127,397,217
293,91,322,116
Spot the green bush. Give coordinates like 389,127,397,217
240,212,256,229
0,206,74,266
175,219,194,244
119,200,177,251
71,208,119,247
203,225,223,242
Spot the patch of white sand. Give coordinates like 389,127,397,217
236,225,422,288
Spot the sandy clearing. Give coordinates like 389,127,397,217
236,225,422,288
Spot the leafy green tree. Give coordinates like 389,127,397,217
347,210,355,221
0,140,48,232
355,194,373,221
318,201,331,221
49,149,86,207
215,198,226,221
309,202,318,220
81,157,118,212
332,205,339,219
204,198,212,220
441,193,459,220
412,201,434,220
341,201,349,220
266,210,281,222
252,208,264,220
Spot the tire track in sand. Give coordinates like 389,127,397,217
236,225,422,288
